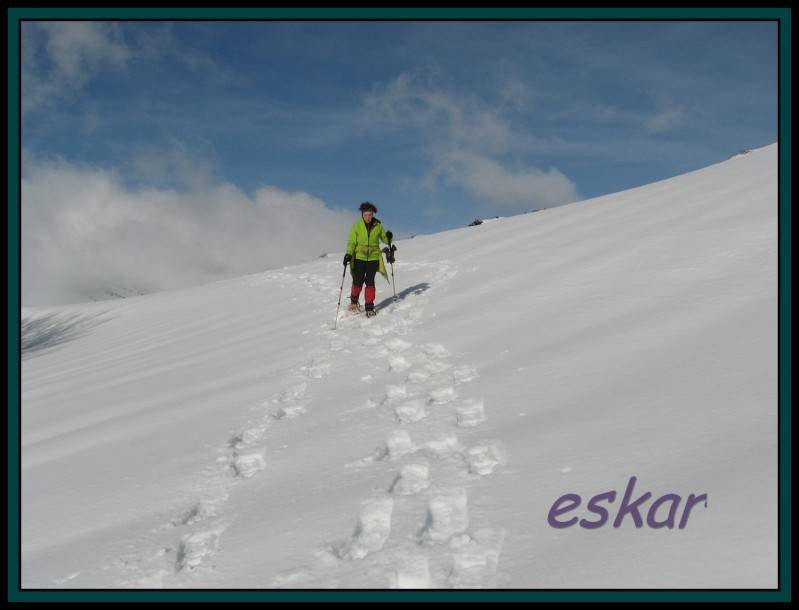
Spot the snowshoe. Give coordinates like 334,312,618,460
365,308,377,318
347,302,361,314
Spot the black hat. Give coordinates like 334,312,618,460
359,201,378,213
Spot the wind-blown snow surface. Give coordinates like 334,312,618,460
21,144,778,589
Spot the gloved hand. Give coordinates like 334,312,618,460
386,230,393,241
383,245,397,263
343,253,352,266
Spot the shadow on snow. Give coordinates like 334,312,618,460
21,310,113,360
375,282,431,311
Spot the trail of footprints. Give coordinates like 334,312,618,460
123,339,338,585
324,335,506,588
125,260,504,587
278,260,507,589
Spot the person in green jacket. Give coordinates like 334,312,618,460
342,201,395,317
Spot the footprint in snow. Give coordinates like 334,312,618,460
175,527,226,573
389,462,431,495
334,495,394,560
171,496,228,527
446,527,506,588
419,488,469,544
394,398,427,423
229,425,268,449
382,384,409,405
229,450,267,479
377,429,416,460
272,403,307,420
465,442,506,476
388,552,432,589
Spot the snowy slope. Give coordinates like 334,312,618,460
20,144,778,589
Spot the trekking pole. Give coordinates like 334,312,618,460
384,243,398,302
333,261,349,330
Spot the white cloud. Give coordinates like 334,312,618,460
435,150,580,212
22,22,132,112
364,71,519,155
643,108,687,134
21,160,353,306
40,21,130,79
364,71,579,212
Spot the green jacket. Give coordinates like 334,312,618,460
346,217,391,283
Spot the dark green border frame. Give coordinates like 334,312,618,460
6,6,792,603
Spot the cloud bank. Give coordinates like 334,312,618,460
21,160,353,306
433,150,581,211
364,71,580,213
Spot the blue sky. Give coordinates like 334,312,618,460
20,20,778,304
22,21,777,233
